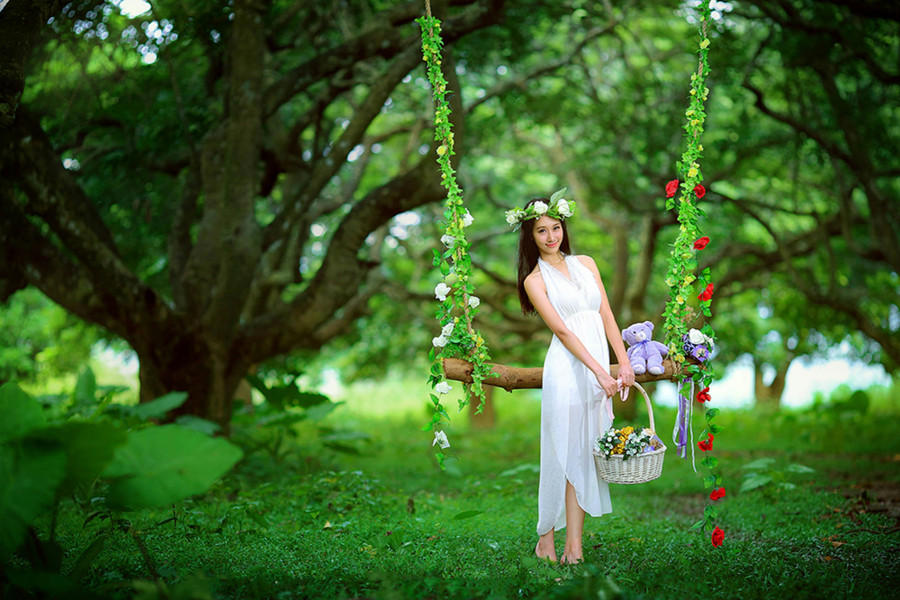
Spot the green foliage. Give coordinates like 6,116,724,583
739,457,815,494
103,425,243,510
0,381,46,443
230,374,365,467
0,288,98,385
0,380,242,597
30,398,900,599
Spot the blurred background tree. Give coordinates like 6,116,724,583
0,0,896,425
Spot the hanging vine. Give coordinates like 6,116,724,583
660,0,726,547
417,13,493,467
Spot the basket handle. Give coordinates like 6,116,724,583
601,382,656,432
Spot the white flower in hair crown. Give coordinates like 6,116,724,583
505,188,575,229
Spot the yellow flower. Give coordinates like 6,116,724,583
700,39,710,49
691,119,700,127
686,110,695,117
688,167,698,178
676,294,685,305
665,277,676,287
684,274,696,285
436,145,447,156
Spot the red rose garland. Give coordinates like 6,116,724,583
665,178,679,198
660,0,724,548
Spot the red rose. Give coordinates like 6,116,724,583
694,184,706,199
711,526,724,547
698,282,714,301
665,179,679,198
693,236,710,250
698,433,714,452
696,387,711,403
710,487,726,501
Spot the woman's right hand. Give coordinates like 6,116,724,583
595,369,619,398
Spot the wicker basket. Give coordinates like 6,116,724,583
593,382,666,485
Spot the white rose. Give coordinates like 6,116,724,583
704,334,715,350
432,430,450,449
505,209,520,225
435,381,451,395
468,296,480,309
440,234,455,247
688,328,705,345
462,210,474,227
434,282,451,302
441,322,455,337
533,201,548,215
557,199,572,217
432,335,448,348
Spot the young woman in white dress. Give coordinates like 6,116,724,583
509,195,634,564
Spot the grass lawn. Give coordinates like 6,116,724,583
47,386,900,599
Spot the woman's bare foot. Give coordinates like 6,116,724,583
535,530,557,562
558,551,583,565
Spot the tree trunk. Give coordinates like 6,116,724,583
133,330,251,431
753,355,794,410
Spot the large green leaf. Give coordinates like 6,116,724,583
0,441,67,560
130,391,188,420
0,382,46,444
72,367,97,406
103,425,242,510
32,421,128,495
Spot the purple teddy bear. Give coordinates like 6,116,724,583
622,321,669,376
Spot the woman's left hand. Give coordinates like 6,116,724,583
618,364,635,388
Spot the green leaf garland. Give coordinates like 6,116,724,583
417,16,493,467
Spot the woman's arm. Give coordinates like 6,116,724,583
524,273,620,397
578,256,635,387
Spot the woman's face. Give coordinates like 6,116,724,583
532,215,564,255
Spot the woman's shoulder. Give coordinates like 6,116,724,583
573,254,598,269
524,265,544,288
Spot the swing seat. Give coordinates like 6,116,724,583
442,358,678,391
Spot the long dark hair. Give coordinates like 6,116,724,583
516,198,573,315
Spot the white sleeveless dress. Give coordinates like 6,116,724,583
536,255,613,535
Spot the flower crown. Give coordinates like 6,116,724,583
505,188,575,229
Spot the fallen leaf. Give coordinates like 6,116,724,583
831,541,845,548
323,521,332,529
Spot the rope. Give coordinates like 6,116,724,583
425,0,431,18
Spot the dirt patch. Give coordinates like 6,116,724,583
834,478,900,525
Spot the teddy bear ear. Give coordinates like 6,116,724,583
644,320,654,330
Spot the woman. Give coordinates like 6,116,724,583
508,193,634,564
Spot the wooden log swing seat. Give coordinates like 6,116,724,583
443,358,679,392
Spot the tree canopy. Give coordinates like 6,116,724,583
0,0,897,421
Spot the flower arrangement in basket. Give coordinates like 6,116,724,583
596,426,664,461
593,383,667,484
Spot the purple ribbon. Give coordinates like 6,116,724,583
672,380,697,472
